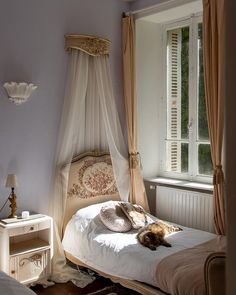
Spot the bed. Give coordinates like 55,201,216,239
62,151,226,295
0,270,36,295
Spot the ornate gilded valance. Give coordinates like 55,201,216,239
65,34,110,56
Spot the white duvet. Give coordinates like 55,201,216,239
62,201,216,288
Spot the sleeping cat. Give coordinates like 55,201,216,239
137,221,182,250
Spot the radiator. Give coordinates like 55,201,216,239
156,186,214,233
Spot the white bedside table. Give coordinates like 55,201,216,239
0,214,53,285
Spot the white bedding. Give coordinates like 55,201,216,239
62,201,216,288
0,271,36,295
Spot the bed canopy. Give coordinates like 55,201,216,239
49,34,130,283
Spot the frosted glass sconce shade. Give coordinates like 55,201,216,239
3,82,37,105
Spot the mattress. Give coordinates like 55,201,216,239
0,271,36,295
62,201,216,288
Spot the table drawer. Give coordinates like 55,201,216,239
8,224,39,237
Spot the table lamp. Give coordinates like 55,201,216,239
5,174,18,218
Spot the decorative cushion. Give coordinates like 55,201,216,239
100,202,132,232
119,202,149,229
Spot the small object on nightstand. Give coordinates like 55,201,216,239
21,211,30,219
5,174,18,218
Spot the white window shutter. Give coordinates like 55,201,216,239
167,29,181,172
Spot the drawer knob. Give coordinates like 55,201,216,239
11,270,15,274
30,226,34,231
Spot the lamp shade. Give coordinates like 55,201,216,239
5,174,17,188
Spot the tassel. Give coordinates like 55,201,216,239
129,152,142,169
213,164,224,185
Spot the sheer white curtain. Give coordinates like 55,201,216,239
49,50,130,283
95,57,130,199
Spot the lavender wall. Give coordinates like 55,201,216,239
0,0,129,217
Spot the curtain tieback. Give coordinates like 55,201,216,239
213,164,224,185
129,152,142,169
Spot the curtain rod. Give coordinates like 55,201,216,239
123,0,199,19
123,4,158,17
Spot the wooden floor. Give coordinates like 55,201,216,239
31,278,141,295
31,277,113,295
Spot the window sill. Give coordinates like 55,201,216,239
145,177,213,194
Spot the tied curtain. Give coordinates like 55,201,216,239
49,46,130,283
203,0,225,235
122,15,150,212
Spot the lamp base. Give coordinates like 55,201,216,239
8,191,17,219
8,214,17,218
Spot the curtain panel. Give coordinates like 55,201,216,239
203,0,225,235
122,15,149,212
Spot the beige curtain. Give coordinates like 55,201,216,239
203,0,225,235
122,15,149,212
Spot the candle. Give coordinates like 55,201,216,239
22,211,30,219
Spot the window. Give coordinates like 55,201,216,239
160,15,213,182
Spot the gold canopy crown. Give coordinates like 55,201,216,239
65,34,110,56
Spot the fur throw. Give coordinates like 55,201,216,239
137,221,182,250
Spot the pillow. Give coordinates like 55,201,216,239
73,201,120,230
119,202,149,229
100,202,132,232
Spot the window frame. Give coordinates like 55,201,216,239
159,13,212,183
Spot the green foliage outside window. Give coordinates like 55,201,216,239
166,21,213,177
181,143,188,173
181,27,189,140
198,23,209,140
181,27,189,172
180,24,212,175
199,144,212,175
198,23,213,175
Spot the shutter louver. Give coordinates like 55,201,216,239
167,29,181,172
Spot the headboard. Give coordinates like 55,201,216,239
63,151,120,231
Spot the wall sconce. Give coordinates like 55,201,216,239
3,82,37,105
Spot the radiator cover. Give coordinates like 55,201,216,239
156,185,214,233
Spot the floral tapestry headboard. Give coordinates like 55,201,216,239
63,151,120,230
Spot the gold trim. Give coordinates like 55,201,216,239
71,150,110,163
65,34,110,56
8,190,17,218
19,254,42,267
